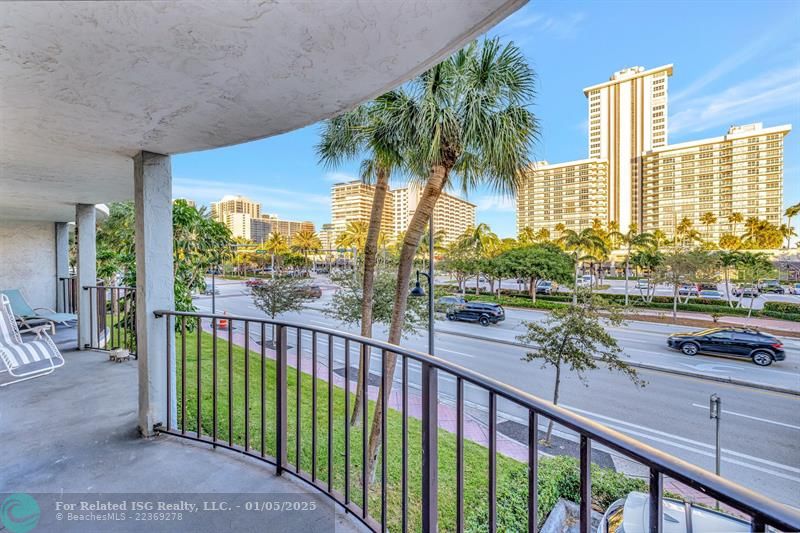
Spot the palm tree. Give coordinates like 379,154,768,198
675,216,697,247
717,250,741,308
518,226,535,245
785,203,800,248
608,224,655,305
462,223,499,293
728,212,744,236
533,228,551,243
338,221,369,252
558,228,607,303
554,222,566,237
291,229,321,272
780,224,797,249
652,229,669,249
261,232,288,276
742,217,782,249
699,212,717,242
366,37,537,476
318,103,406,425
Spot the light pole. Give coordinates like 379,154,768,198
410,220,435,355
710,393,722,509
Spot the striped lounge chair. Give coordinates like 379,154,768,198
0,294,64,387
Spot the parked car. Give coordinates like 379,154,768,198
696,282,718,292
597,491,749,533
697,289,724,300
576,274,594,287
535,280,555,295
245,278,264,287
759,283,785,294
298,284,322,298
731,284,759,298
201,288,220,295
635,278,651,290
667,327,785,366
446,301,505,326
677,284,699,296
790,283,800,295
436,295,466,312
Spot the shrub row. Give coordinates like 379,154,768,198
763,301,800,315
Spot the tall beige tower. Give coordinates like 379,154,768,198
583,65,672,231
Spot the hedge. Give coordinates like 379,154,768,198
763,301,800,315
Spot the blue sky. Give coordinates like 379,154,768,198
173,0,800,238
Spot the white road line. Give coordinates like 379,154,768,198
691,403,800,431
563,404,800,477
438,348,476,359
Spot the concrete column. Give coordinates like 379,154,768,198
55,222,70,312
134,151,175,437
76,205,97,349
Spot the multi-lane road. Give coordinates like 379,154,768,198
196,277,800,508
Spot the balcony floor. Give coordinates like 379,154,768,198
1,329,364,532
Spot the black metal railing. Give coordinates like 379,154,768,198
153,309,800,533
83,285,137,356
58,276,77,314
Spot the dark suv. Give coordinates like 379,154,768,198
667,327,785,366
446,302,505,326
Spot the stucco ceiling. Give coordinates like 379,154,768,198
0,0,525,222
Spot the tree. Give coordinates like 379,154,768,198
460,223,500,294
261,232,289,276
785,203,800,248
516,297,644,445
629,248,665,303
728,212,744,236
663,249,710,319
533,228,551,243
554,223,566,237
558,228,607,303
699,212,717,242
318,103,406,425
518,226,535,245
608,224,654,306
741,217,782,250
324,266,428,336
675,216,700,247
338,221,369,252
652,229,669,249
291,229,321,272
251,276,316,347
717,251,741,308
493,244,573,302
779,224,796,250
734,252,775,318
718,233,741,251
366,37,538,478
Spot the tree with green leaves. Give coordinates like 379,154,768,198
517,297,645,445
608,224,655,306
716,250,741,308
251,276,315,321
663,249,711,319
728,212,744,236
785,203,800,248
366,37,538,478
494,244,573,302
699,212,717,242
629,247,665,303
734,252,775,317
291,229,322,272
558,228,607,303
261,232,289,276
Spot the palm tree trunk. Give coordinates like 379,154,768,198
350,168,390,426
572,257,579,305
623,256,630,306
366,165,448,479
724,269,732,308
672,275,678,320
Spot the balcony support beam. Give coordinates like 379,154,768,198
134,151,175,437
55,222,70,312
76,204,96,350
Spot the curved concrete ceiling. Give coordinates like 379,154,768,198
0,0,524,222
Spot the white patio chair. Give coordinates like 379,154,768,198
0,294,65,387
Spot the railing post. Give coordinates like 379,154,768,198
421,360,438,532
275,324,288,475
649,469,663,533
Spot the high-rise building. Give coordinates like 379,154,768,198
583,65,672,231
390,184,476,245
227,212,252,240
516,160,609,235
264,216,315,243
250,217,273,244
641,123,790,242
210,194,261,223
330,181,394,240
516,64,790,243
319,223,336,252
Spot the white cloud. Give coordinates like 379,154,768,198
474,195,516,213
669,65,800,135
323,171,358,183
501,9,586,39
172,177,330,213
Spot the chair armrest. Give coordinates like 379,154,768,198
34,307,58,313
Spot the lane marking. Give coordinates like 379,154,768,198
691,403,800,431
563,404,800,476
438,348,476,359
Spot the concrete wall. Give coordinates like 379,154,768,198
0,221,56,309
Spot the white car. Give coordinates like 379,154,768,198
790,283,800,295
636,278,651,290
597,492,749,533
576,275,595,287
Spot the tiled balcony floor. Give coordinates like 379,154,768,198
0,328,365,532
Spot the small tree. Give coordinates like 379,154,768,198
517,297,645,445
251,277,316,346
734,252,775,318
663,249,709,319
493,244,573,302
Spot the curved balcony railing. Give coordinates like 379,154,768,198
153,309,800,532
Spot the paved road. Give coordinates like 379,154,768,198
196,279,800,508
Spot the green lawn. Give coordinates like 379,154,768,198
172,326,644,531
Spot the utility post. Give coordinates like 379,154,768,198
710,393,722,509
